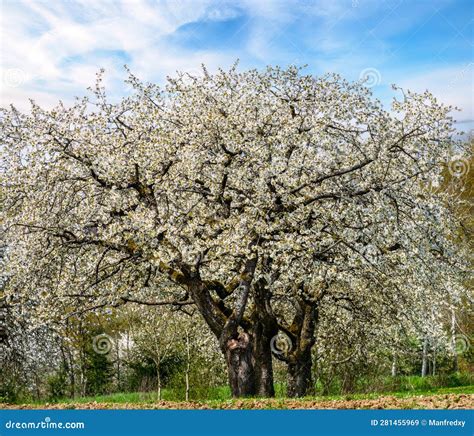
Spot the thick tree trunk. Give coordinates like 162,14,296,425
223,332,256,397
287,348,313,397
188,269,277,398
223,329,277,397
252,276,279,397
188,277,257,397
284,295,319,397
253,326,276,397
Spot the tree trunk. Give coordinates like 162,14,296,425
287,348,313,397
116,339,121,391
66,346,76,398
451,310,458,372
223,332,256,397
253,325,276,397
156,365,162,400
188,270,276,398
222,328,277,398
251,277,279,397
185,329,190,401
284,296,318,397
421,336,428,377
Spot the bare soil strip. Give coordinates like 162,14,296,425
2,393,473,410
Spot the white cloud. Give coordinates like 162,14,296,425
0,0,234,110
396,63,474,122
0,0,471,127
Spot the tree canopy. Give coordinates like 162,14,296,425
1,65,470,397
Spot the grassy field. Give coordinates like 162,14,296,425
2,383,473,410
21,384,471,405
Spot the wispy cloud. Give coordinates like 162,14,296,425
1,0,472,125
397,63,474,122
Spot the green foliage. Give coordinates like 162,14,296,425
125,356,158,391
125,353,185,392
313,373,474,397
83,331,113,396
47,369,68,401
0,352,30,403
0,376,24,403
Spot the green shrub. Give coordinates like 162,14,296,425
47,370,68,401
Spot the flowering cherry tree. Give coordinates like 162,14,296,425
1,65,469,397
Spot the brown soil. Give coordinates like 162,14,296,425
1,393,473,410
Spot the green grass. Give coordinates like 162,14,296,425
304,385,474,401
24,384,473,406
33,385,232,405
305,373,474,398
10,373,473,405
57,392,163,404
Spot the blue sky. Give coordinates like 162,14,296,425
1,0,473,128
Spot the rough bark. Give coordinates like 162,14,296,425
287,348,313,397
252,323,276,397
284,295,319,397
222,327,277,397
186,259,278,398
252,279,278,397
223,332,256,397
